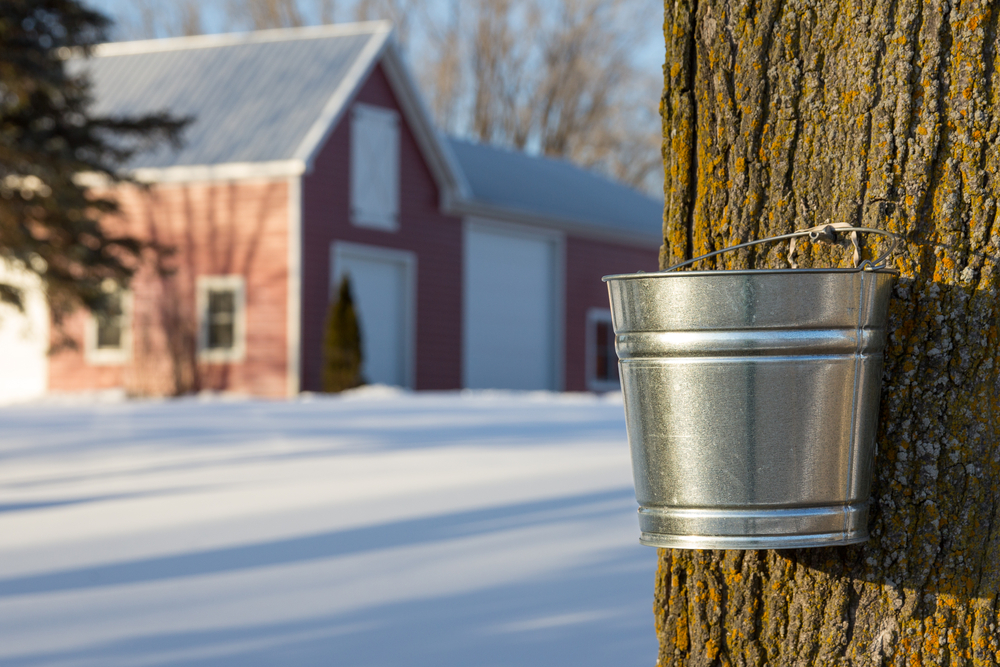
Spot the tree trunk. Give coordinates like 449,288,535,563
657,0,1000,664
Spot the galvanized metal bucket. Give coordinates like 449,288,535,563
604,226,899,549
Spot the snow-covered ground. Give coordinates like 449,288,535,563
0,389,657,667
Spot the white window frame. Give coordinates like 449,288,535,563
586,308,620,393
350,103,401,232
196,275,246,363
85,290,133,366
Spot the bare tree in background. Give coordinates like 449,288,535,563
178,1,205,35
116,0,206,38
316,0,336,24
535,0,659,189
351,0,417,51
111,0,335,38
226,0,304,30
418,0,662,192
468,0,536,148
570,69,662,191
417,0,461,131
129,0,160,38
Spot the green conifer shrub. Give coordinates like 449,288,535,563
322,275,364,392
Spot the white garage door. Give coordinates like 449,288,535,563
464,222,560,390
331,243,415,388
0,263,48,404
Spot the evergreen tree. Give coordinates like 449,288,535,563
323,275,364,392
0,0,186,322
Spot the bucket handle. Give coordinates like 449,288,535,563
662,224,901,273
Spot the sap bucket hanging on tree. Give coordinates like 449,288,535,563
603,225,900,550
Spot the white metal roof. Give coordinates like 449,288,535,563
447,139,662,246
77,23,392,172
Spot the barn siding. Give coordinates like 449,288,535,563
563,237,659,392
300,63,463,392
48,179,290,398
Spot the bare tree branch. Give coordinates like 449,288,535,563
178,0,205,36
227,0,305,30
414,0,462,129
315,0,337,24
111,0,208,39
353,0,417,50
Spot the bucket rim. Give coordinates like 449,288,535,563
602,266,900,282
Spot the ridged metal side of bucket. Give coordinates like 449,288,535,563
604,269,896,549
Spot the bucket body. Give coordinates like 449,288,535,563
604,268,895,549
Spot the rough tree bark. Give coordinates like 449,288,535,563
658,0,1000,664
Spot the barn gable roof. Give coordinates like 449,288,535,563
79,24,661,247
85,24,383,170
78,22,462,187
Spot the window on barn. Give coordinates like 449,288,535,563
96,292,125,349
197,276,246,362
85,288,131,365
207,291,235,349
350,103,400,231
586,308,620,392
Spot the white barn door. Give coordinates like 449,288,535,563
463,221,562,390
331,243,415,388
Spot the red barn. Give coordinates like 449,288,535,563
14,22,661,400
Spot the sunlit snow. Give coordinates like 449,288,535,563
0,388,657,667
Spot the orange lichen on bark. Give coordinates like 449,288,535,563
658,0,1000,664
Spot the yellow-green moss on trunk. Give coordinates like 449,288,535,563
657,0,1000,664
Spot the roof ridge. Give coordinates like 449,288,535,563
449,136,592,168
93,21,392,58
